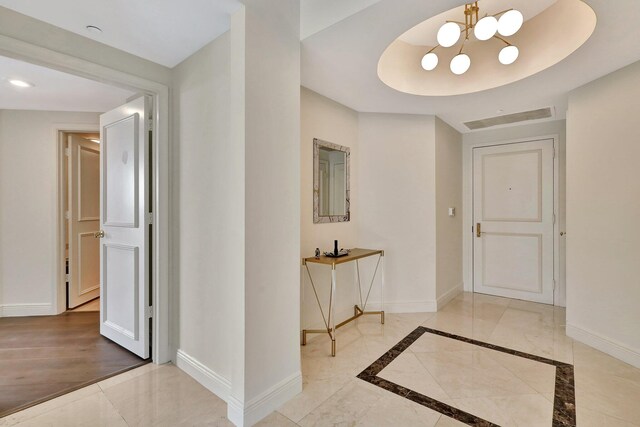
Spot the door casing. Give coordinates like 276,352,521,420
463,135,562,306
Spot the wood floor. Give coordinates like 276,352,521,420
0,311,148,418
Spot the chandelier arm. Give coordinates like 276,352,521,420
492,34,512,46
458,38,467,55
492,8,514,18
427,44,441,54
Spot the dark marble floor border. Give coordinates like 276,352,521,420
357,326,576,427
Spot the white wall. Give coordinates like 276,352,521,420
0,110,99,316
172,3,302,423
435,118,463,306
172,32,237,387
462,120,567,306
300,88,359,329
228,0,302,425
239,1,301,419
566,60,640,368
358,113,438,312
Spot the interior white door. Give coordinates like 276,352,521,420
67,135,101,308
473,139,555,304
99,96,151,358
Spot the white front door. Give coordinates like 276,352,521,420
99,96,151,358
473,139,555,304
67,135,101,308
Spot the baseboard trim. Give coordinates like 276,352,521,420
566,324,640,369
380,300,437,313
0,303,53,317
176,349,231,401
227,371,302,427
436,283,463,310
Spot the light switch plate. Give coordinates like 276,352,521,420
448,207,455,217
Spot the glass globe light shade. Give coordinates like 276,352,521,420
474,16,498,41
437,22,461,48
498,10,523,36
499,45,519,65
450,53,471,75
421,52,439,71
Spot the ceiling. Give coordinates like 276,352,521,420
301,0,640,132
0,55,134,112
1,0,639,132
0,0,242,67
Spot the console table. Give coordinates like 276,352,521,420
301,248,384,356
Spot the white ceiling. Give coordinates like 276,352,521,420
2,0,639,132
0,0,242,67
0,55,135,112
301,0,640,133
301,0,384,39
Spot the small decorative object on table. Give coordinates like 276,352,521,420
315,248,321,258
324,240,350,257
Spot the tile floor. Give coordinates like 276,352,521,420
2,292,639,426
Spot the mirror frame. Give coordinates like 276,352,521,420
313,138,350,223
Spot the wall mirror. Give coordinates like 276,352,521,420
314,138,350,223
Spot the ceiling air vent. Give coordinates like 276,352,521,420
464,107,553,130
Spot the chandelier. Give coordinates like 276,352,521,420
421,1,523,75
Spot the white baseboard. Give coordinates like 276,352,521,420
227,371,302,427
176,349,231,401
436,283,463,310
379,300,437,313
566,324,640,369
0,303,53,317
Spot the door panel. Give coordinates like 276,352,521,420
482,150,541,222
482,233,541,292
68,135,100,308
473,139,554,304
78,232,100,296
79,146,101,221
103,116,138,227
99,96,151,359
103,244,138,340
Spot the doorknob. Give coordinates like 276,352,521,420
94,230,105,238
476,223,482,238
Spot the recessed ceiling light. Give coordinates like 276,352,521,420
86,25,102,34
9,79,34,88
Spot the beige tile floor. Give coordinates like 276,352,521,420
2,292,639,426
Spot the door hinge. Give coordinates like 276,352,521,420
146,306,153,318
65,147,70,156
65,211,70,220
553,213,556,224
147,212,153,224
147,118,153,130
65,273,70,282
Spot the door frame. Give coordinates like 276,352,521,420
463,135,562,306
0,37,171,364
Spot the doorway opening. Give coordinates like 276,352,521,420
0,50,165,417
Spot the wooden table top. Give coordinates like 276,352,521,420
302,248,383,267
